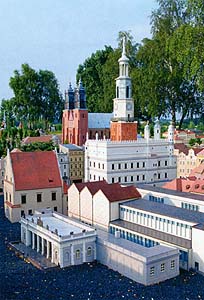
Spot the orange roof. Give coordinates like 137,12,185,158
190,162,204,179
10,151,62,191
163,177,204,195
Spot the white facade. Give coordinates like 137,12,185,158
85,38,176,186
85,136,177,185
56,151,69,184
138,185,204,213
21,210,97,268
0,158,4,192
110,198,204,272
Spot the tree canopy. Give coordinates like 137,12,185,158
8,64,63,129
76,0,204,127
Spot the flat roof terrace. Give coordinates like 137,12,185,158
26,212,95,237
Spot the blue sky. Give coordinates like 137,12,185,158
0,0,157,101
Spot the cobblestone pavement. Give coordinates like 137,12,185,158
1,195,204,300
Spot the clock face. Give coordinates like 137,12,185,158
126,102,132,110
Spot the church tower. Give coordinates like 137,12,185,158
110,38,137,141
62,80,88,146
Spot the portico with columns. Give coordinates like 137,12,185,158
21,209,97,267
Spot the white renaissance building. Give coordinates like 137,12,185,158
85,39,177,185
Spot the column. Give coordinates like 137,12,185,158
21,226,24,243
32,233,35,249
83,241,86,263
37,235,40,252
51,244,54,263
59,247,63,267
42,238,44,255
70,244,74,265
93,244,97,260
47,241,50,259
26,230,31,246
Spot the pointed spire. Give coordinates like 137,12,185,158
122,36,126,56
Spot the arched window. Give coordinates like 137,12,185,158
87,247,92,256
76,249,80,259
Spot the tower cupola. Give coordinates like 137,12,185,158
68,82,75,110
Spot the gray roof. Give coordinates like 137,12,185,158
61,144,83,151
137,184,204,202
97,228,178,259
110,219,192,249
122,199,204,225
88,113,113,129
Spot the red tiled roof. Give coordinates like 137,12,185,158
22,135,52,144
73,180,108,193
63,181,69,194
174,143,189,155
10,151,62,191
99,184,141,202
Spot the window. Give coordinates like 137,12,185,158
93,162,95,167
21,210,25,217
165,173,168,178
118,177,121,183
102,164,104,169
161,263,165,272
118,163,121,169
98,163,100,169
158,173,160,179
64,165,66,169
131,176,133,182
112,164,114,170
137,162,139,168
117,86,119,98
142,175,145,181
90,161,91,167
21,195,26,204
124,163,127,169
54,206,57,212
112,178,114,183
28,209,32,215
9,194,11,202
158,161,161,167
125,176,127,182
131,163,133,168
137,175,139,181
165,161,168,166
171,260,175,269
87,247,92,256
52,192,56,201
37,193,42,202
76,249,80,259
126,86,129,98
143,162,145,168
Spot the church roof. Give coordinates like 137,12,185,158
88,113,113,129
10,151,62,191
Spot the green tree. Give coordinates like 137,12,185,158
76,46,113,112
9,64,63,129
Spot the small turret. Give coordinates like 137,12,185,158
154,119,161,140
78,79,86,109
168,122,174,143
144,122,150,140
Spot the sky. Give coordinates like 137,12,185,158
0,0,157,101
